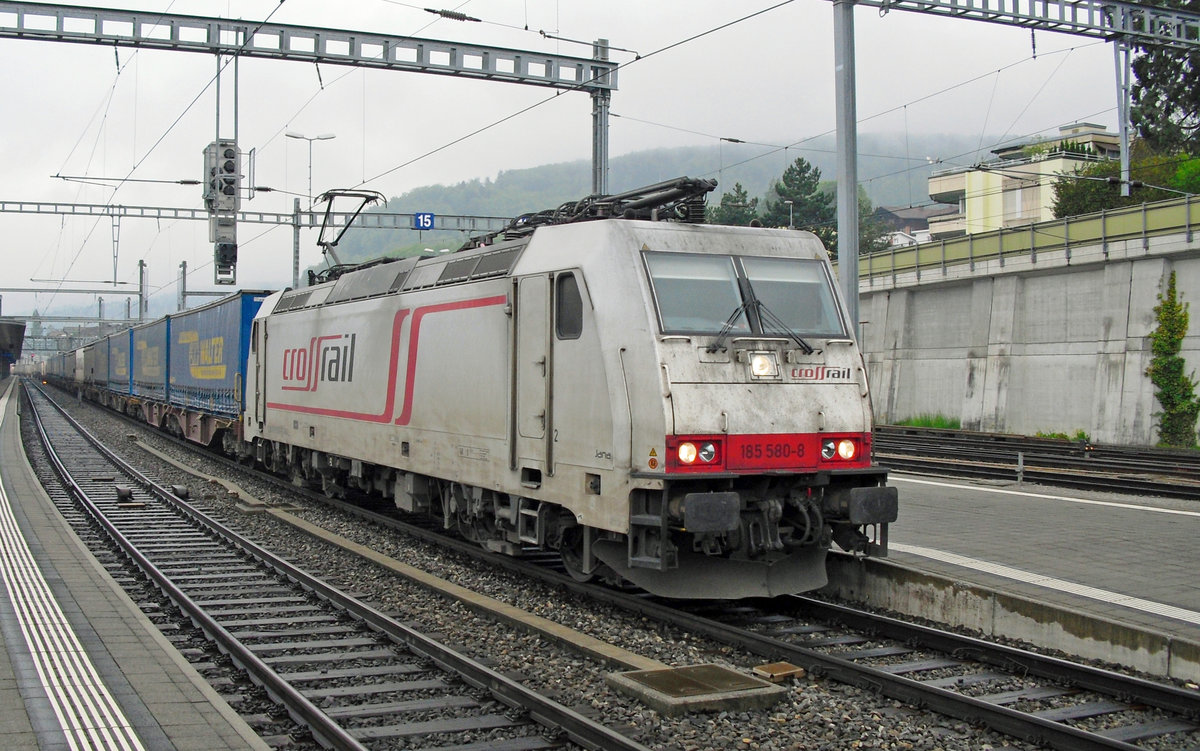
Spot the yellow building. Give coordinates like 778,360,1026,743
927,123,1119,239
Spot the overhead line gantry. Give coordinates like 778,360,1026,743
0,2,617,291
829,0,1200,336
0,2,618,93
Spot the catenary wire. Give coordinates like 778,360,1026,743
47,1,292,310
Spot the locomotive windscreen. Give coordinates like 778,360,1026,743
642,252,748,334
740,256,845,338
643,251,844,338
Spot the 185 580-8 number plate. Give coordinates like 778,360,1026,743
726,434,816,471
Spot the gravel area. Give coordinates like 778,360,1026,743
42,393,1070,751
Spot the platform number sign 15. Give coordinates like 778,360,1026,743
413,212,436,231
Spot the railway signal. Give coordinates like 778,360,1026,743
203,140,240,285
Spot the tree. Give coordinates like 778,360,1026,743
1147,271,1200,447
1131,2,1200,154
1051,150,1197,218
1176,158,1200,194
707,182,759,226
760,157,836,250
856,189,892,255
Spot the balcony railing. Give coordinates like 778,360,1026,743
928,149,1110,179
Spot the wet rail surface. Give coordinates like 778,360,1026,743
30,380,1200,751
668,597,1200,751
180,421,1200,751
874,425,1200,498
274,450,1200,751
282,479,1200,751
21,381,647,751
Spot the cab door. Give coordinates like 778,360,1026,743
252,319,268,427
512,275,552,479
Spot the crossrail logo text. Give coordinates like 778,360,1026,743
790,365,851,381
281,333,356,391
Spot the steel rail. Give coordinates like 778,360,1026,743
877,455,1200,497
877,426,1200,471
45,380,1199,750
26,381,648,751
138,413,1196,751
875,426,1200,497
26,383,369,751
790,596,1200,718
587,597,1181,751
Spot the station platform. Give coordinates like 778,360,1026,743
0,377,269,751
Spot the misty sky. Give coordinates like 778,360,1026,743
0,0,1120,317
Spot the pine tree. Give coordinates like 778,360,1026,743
760,157,836,250
707,182,759,226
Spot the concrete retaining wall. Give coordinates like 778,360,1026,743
860,228,1200,445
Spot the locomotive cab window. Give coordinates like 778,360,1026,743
741,256,845,337
642,252,747,334
555,272,583,340
643,250,844,338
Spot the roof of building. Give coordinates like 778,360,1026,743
873,205,959,231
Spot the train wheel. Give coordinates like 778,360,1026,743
457,519,478,543
321,475,346,499
455,508,483,544
289,465,309,489
559,529,594,583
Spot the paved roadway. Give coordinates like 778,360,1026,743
883,472,1200,643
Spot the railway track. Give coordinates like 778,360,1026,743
126,415,1200,751
29,381,1200,750
22,381,647,751
875,425,1200,498
233,470,1200,749
666,597,1200,751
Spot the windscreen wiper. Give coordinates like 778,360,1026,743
706,302,752,353
755,301,814,355
706,281,814,355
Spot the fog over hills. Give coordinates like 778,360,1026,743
47,131,994,320
333,131,994,261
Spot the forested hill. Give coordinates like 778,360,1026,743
332,131,991,262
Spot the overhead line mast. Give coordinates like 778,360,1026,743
829,0,1200,340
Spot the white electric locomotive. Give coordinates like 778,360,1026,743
239,178,896,598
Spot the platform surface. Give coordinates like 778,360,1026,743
883,472,1200,644
0,377,269,751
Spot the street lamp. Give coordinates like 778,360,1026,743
784,199,794,229
286,131,336,207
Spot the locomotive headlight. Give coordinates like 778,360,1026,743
749,351,778,379
678,442,699,464
669,437,724,470
822,438,859,461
